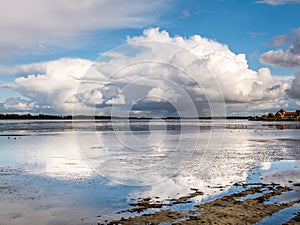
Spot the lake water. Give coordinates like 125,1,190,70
0,119,300,224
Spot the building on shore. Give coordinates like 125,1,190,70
275,109,300,119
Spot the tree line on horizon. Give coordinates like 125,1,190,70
251,112,300,121
0,113,251,120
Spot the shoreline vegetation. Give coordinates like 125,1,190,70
249,116,300,122
1,113,300,121
249,109,300,121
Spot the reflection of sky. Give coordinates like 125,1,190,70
250,160,300,225
1,120,300,185
0,133,93,179
1,120,300,218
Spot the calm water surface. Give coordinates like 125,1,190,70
0,119,299,224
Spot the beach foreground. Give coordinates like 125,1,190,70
108,183,300,225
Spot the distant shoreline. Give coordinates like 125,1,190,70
2,113,300,121
249,117,300,122
0,113,251,120
250,109,300,121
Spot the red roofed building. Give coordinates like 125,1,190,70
275,109,300,119
275,109,285,118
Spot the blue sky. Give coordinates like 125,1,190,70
1,0,300,116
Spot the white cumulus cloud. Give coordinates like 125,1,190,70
3,58,93,114
1,28,291,116
1,97,42,112
260,28,300,68
127,28,288,103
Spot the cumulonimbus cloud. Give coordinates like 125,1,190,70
1,28,291,115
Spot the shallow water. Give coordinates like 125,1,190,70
0,119,300,224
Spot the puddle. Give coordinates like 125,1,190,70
255,203,300,225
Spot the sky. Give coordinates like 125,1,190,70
1,0,300,116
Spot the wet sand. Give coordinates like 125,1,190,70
108,183,300,225
285,213,300,224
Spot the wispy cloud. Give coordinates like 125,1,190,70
0,0,170,58
249,32,267,38
256,0,300,5
181,9,190,18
